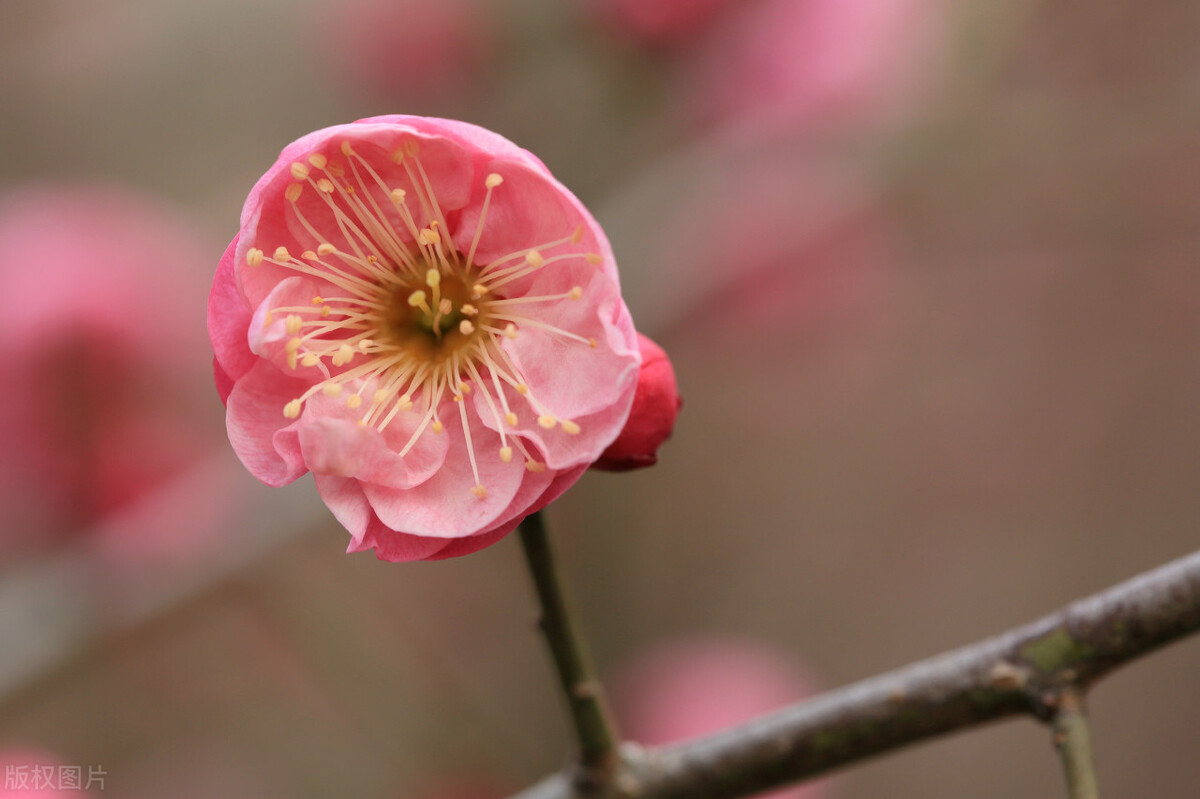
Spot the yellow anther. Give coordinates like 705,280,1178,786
340,141,354,156
390,188,406,203
458,381,472,394
358,339,375,351
525,460,546,473
561,420,581,435
504,323,518,339
470,484,487,499
320,306,331,318
317,242,337,256
485,173,504,188
538,414,556,429
516,383,529,395
246,248,264,267
438,298,452,314
283,399,302,419
316,178,335,194
397,394,413,411
366,255,378,264
568,286,583,300
586,253,603,264
308,153,328,170
425,268,441,288
453,394,463,403
505,412,518,427
391,148,405,164
373,389,389,404
287,350,298,370
301,250,317,261
459,320,475,335
346,394,363,409
285,337,302,352
432,420,444,434
472,283,488,296
419,227,441,246
285,183,303,203
571,225,584,243
460,304,477,316
312,296,324,305
332,343,354,366
290,162,310,181
285,314,303,335
263,310,274,325
301,353,320,367
407,289,427,307
404,140,420,156
322,383,342,397
525,250,544,268
588,337,597,349
274,246,291,261
499,446,513,463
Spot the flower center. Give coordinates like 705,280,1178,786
247,139,603,498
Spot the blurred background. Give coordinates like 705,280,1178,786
1,0,1198,796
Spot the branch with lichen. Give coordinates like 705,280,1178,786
510,548,1200,799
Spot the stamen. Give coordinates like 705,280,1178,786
247,248,264,267
284,399,302,418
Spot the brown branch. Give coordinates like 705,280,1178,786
518,510,622,782
510,549,1200,799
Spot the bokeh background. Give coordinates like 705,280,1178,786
1,0,1198,797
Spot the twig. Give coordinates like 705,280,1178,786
510,548,1200,799
1052,688,1099,799
518,510,622,782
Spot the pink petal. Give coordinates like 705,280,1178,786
225,361,309,486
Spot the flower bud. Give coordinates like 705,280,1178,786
593,333,681,471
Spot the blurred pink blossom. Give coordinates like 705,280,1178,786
310,0,495,101
211,116,641,561
0,748,96,797
612,636,831,799
677,0,948,134
0,185,217,561
586,0,731,47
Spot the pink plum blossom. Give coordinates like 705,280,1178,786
210,116,641,561
586,0,732,47
0,184,216,560
310,0,495,101
594,333,680,471
678,0,947,133
613,637,831,799
0,748,97,797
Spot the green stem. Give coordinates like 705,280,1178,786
518,510,621,777
1053,689,1099,799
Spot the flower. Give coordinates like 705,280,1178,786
210,116,641,561
677,0,948,134
308,0,495,102
593,333,681,471
586,0,732,47
0,184,217,560
612,637,831,799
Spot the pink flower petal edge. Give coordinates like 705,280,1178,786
593,333,681,471
208,116,643,561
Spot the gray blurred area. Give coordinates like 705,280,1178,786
0,0,1198,797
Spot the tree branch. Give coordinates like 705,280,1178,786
518,510,622,782
510,549,1200,799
